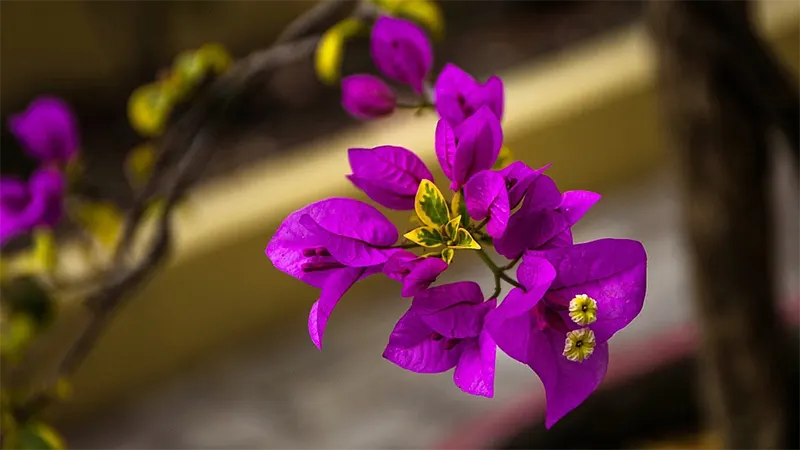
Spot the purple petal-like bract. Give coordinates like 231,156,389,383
0,168,65,245
526,238,648,343
384,282,496,397
494,178,599,259
498,161,551,209
347,145,433,210
463,170,510,238
383,250,448,297
341,74,397,120
436,106,503,191
434,63,504,127
486,238,647,427
9,97,80,164
371,16,433,94
266,198,399,348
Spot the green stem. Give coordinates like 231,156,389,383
501,256,522,271
474,247,525,299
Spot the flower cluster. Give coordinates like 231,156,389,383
276,15,647,427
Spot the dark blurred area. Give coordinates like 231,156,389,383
0,0,641,205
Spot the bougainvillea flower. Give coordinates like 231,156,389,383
498,161,552,209
486,238,647,427
341,74,397,120
463,170,509,239
371,15,433,94
265,198,398,348
383,250,448,297
0,168,65,245
384,281,497,397
434,63,504,127
9,97,80,165
347,145,433,210
494,175,600,259
435,106,503,191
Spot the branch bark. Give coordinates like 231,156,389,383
646,1,792,448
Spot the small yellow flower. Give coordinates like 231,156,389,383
563,328,596,363
568,294,598,326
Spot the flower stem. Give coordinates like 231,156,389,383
501,255,522,271
474,247,525,299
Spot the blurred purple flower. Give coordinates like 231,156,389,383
371,16,433,94
435,106,503,191
347,145,433,210
486,238,647,427
383,250,448,297
0,168,66,245
434,63,504,127
341,74,397,120
9,96,80,165
265,198,398,348
384,281,497,397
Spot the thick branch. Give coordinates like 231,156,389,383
646,1,791,448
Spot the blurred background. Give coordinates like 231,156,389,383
1,1,798,448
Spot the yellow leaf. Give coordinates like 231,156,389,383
29,228,57,274
128,82,175,137
403,226,444,248
125,143,157,188
0,314,35,360
72,202,124,250
198,43,233,74
315,18,365,85
394,0,444,40
492,145,514,170
441,248,454,264
414,179,451,228
449,228,481,250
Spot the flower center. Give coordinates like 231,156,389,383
568,294,598,326
563,328,596,363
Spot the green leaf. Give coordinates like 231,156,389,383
414,179,450,228
2,276,55,330
14,422,65,449
449,228,481,250
403,226,445,248
443,215,461,241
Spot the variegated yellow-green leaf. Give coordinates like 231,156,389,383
315,18,365,85
29,228,57,275
403,226,445,248
449,228,481,250
443,215,461,241
128,82,175,137
13,422,65,450
451,191,470,228
125,143,157,188
392,0,445,40
414,179,450,228
441,248,454,264
492,145,514,170
72,202,124,250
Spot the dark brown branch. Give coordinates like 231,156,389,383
646,1,792,448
